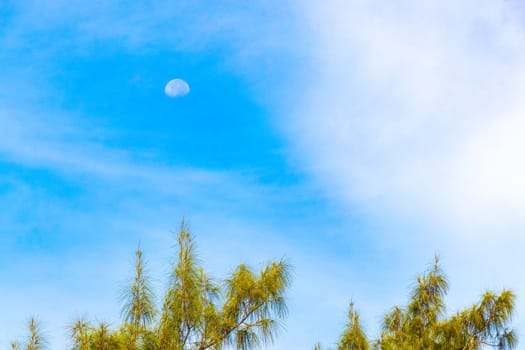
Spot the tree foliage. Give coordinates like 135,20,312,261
121,245,156,349
9,228,517,350
337,302,369,350
11,221,291,350
316,257,516,350
10,317,45,350
157,223,291,350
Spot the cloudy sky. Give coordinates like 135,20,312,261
2,0,525,348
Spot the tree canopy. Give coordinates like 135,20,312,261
9,228,517,350
11,221,291,350
317,257,516,350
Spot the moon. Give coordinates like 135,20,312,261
164,79,190,98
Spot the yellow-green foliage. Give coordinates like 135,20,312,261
12,317,46,350
11,230,516,350
316,257,517,350
337,302,369,350
12,221,291,350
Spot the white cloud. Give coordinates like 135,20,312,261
287,0,525,234
277,1,525,340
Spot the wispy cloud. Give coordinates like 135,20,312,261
1,0,299,66
0,4,306,344
0,105,310,349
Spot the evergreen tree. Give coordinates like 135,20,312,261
121,246,156,349
338,302,369,350
158,220,291,350
18,219,291,350
316,257,516,350
25,317,45,350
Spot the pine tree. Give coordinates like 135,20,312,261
26,317,45,350
338,302,369,350
17,219,291,350
315,257,516,350
121,245,156,349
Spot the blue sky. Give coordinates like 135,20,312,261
3,1,525,349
